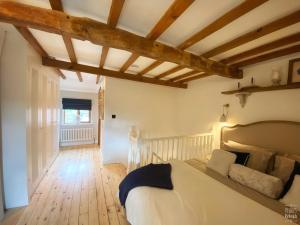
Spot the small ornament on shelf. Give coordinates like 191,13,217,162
271,69,281,86
251,77,255,86
238,82,241,89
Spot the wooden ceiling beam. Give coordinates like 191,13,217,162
49,0,63,11
146,0,195,41
232,44,300,68
141,0,266,79
99,47,109,68
98,0,125,81
15,26,66,79
55,68,66,79
137,61,163,76
154,65,185,79
177,0,268,50
221,32,300,64
42,57,187,88
50,0,82,82
178,73,212,83
119,0,195,73
107,0,125,28
62,35,83,81
0,1,241,78
96,75,100,84
168,70,200,82
119,53,139,72
202,10,300,58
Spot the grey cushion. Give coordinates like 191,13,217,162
269,156,295,185
229,164,283,199
223,140,275,173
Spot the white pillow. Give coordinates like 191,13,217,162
229,164,283,199
207,149,236,176
280,175,300,210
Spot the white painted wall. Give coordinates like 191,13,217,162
103,53,300,166
0,24,60,209
60,90,99,144
102,78,178,166
176,53,300,147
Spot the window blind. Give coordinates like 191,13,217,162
62,98,92,110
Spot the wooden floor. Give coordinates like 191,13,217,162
11,147,129,225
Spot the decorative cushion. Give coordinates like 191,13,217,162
280,175,300,210
280,161,300,198
224,140,275,173
207,150,236,176
269,156,295,185
229,151,250,165
288,154,300,162
229,164,283,199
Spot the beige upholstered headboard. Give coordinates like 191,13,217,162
221,121,300,155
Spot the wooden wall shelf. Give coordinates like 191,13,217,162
222,83,300,95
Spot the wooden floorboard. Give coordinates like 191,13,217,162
5,147,129,225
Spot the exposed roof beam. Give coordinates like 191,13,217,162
98,0,125,82
49,0,63,11
62,35,83,81
107,0,125,28
137,61,163,76
202,10,300,58
55,68,66,78
119,0,195,73
42,57,187,89
232,44,300,68
178,73,212,83
96,75,100,84
141,0,266,79
119,53,139,72
154,65,185,79
168,70,200,82
50,0,82,81
221,32,300,64
99,47,109,67
0,1,242,78
146,0,195,41
15,26,66,79
178,0,268,50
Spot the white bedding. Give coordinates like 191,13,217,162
125,160,294,225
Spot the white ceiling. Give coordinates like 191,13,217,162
14,0,300,92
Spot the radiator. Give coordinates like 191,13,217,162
60,125,95,146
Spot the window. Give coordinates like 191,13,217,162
64,109,91,124
79,110,90,123
62,98,92,124
64,109,78,124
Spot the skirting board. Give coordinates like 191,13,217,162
60,140,96,147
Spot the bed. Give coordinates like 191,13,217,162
125,121,300,225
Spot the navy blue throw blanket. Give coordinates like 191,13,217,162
119,163,173,206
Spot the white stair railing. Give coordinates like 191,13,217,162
128,132,214,172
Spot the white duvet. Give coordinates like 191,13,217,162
125,160,293,225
